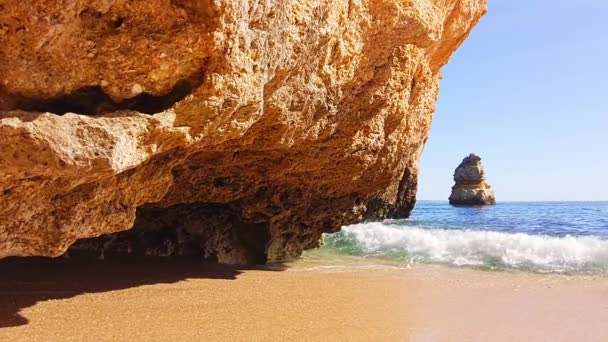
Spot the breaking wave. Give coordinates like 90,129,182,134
322,222,608,274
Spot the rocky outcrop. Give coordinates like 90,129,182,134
0,0,487,264
449,154,496,206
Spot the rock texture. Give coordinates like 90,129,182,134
449,154,496,206
0,0,486,264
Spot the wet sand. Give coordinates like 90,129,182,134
1,258,607,341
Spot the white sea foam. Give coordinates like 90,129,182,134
337,222,608,273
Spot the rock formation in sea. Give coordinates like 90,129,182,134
449,154,496,206
0,0,487,264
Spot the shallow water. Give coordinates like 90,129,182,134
307,201,608,274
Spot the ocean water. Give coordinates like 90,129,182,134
310,201,608,275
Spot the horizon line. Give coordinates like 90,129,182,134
416,198,608,203
417,199,608,203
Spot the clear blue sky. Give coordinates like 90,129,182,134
418,0,608,201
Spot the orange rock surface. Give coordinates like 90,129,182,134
0,0,486,263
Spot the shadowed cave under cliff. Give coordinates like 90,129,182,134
64,196,416,265
61,144,419,265
67,203,272,265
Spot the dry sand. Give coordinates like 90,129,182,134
1,258,607,341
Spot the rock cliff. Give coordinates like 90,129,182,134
0,0,486,264
449,154,496,206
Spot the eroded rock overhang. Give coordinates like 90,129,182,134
0,0,487,263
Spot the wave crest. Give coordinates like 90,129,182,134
324,222,608,274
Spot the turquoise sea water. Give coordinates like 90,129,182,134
313,201,608,274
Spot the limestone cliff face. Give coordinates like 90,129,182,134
0,0,486,263
449,154,496,206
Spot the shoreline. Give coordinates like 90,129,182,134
2,259,608,341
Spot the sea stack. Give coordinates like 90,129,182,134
449,154,496,206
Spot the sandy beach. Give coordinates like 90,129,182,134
1,258,607,341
